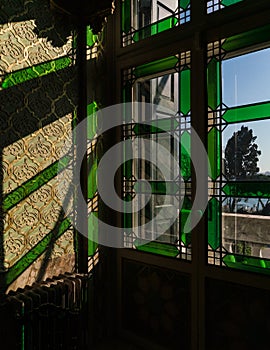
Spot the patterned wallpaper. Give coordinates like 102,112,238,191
0,19,72,76
0,0,77,292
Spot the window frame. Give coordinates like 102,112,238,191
112,1,270,349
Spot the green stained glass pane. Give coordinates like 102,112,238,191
3,155,71,211
132,29,142,42
86,26,98,47
123,84,132,104
123,134,133,179
221,0,243,6
134,239,179,257
88,159,97,199
2,57,71,89
181,131,191,181
124,212,133,229
180,0,190,9
88,212,98,256
181,208,191,246
5,218,71,286
133,17,178,42
88,239,98,257
207,58,221,110
222,102,270,123
133,118,178,135
182,195,192,210
87,102,98,139
124,159,132,179
223,254,270,275
134,56,178,79
124,193,134,202
156,16,178,33
208,127,220,180
180,69,190,115
208,197,220,250
134,180,179,195
122,0,131,34
222,25,270,53
123,159,133,179
181,208,202,246
223,182,270,198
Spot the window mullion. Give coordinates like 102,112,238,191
190,31,208,350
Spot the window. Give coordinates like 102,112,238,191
122,53,192,259
207,25,270,274
207,0,244,14
122,0,190,46
113,1,270,349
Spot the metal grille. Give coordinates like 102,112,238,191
0,273,90,350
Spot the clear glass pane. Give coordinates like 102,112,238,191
223,48,270,107
207,0,243,14
222,197,270,262
223,120,270,178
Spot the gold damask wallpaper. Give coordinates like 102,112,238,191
0,0,78,292
3,114,72,192
0,19,72,77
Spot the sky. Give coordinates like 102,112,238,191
222,47,270,173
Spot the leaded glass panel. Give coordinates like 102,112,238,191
206,0,244,14
207,26,270,274
122,52,192,259
122,0,190,46
87,102,99,270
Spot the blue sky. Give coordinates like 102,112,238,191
222,47,270,173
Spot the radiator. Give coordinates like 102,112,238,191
0,273,91,350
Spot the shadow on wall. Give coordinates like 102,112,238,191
0,67,78,147
0,0,73,47
0,0,78,292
